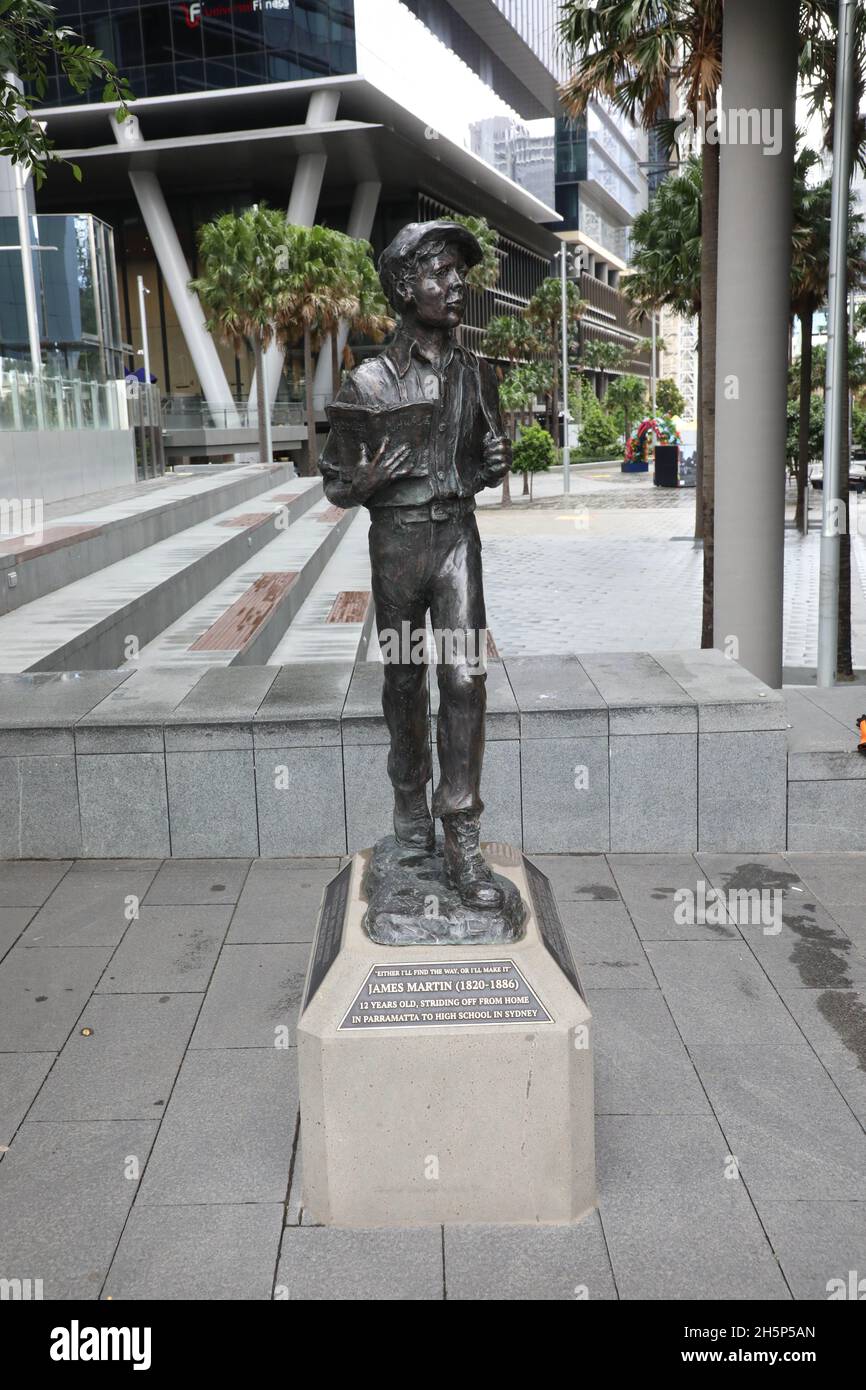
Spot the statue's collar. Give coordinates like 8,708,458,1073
388,328,466,378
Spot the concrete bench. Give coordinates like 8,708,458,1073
0,650,789,860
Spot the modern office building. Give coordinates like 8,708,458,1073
28,0,570,426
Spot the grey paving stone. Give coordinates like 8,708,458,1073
0,670,131,727
341,661,391,743
758,1200,866,1300
0,860,71,907
788,782,866,851
778,985,866,1125
651,650,786,733
77,664,205,728
608,853,738,941
600,1188,791,1300
444,1215,617,1300
138,1048,298,1206
564,908,657,990
785,853,866,907
67,859,165,874
609,733,697,852
699,731,787,851
343,742,393,852
21,867,157,949
255,745,347,857
286,1127,304,1226
171,665,279,723
0,1119,157,1299
504,654,607,738
164,721,253,752
166,750,259,857
144,858,250,905
0,755,81,858
96,906,232,993
77,753,170,858
643,941,804,1044
275,1225,443,1300
105,1202,284,1301
521,736,609,853
589,989,710,1115
597,1114,733,1198
0,945,112,1050
255,661,354,747
0,1052,55,1145
28,993,200,1122
227,860,339,944
529,854,621,903
190,944,310,1048
0,907,35,960
579,651,697,735
689,1043,866,1201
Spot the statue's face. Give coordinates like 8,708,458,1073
404,244,468,328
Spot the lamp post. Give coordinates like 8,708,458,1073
817,0,857,687
558,242,583,496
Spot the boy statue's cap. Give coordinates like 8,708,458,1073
378,220,483,296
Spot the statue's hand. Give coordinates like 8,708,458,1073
351,437,413,502
480,432,512,484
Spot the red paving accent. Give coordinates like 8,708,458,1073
217,513,275,528
0,524,102,563
327,590,371,624
486,629,500,661
189,572,298,652
271,494,301,504
317,505,346,523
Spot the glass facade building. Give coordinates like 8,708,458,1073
41,0,357,105
0,214,125,379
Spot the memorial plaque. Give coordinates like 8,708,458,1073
340,958,552,1030
523,856,584,1000
303,862,351,1010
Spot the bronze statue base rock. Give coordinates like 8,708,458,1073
362,835,528,946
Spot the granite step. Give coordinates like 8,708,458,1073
0,478,323,673
127,497,356,668
0,461,296,615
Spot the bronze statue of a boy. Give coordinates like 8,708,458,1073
320,220,511,911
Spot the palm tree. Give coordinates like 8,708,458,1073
527,277,586,436
580,338,631,401
483,315,538,504
190,204,287,467
560,0,723,646
453,213,501,292
276,224,356,475
624,156,703,535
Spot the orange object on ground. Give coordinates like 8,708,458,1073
857,715,866,755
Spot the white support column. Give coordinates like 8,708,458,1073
112,116,237,422
254,88,342,413
712,0,798,688
312,179,382,410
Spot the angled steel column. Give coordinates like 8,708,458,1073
255,87,343,414
312,179,382,410
712,0,798,687
113,116,237,422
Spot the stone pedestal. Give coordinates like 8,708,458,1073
297,844,596,1227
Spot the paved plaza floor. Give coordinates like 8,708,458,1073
477,464,866,670
1,851,865,1301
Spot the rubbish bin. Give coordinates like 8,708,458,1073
654,444,680,488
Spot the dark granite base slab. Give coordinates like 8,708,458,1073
362,835,527,946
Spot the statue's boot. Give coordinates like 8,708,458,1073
442,811,504,911
394,788,435,850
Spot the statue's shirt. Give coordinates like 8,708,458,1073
320,329,504,508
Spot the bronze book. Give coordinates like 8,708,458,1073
325,400,435,479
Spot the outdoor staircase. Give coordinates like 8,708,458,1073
0,462,373,673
